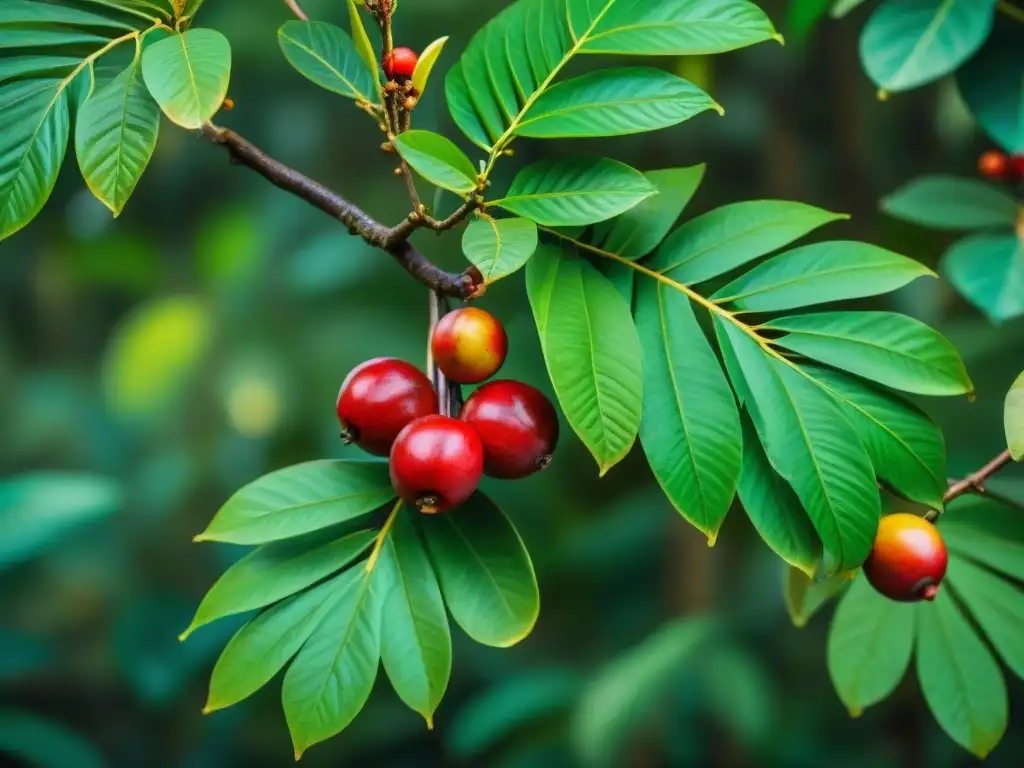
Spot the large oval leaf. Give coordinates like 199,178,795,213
526,244,644,474
196,460,395,545
495,157,655,227
277,20,376,102
947,555,1024,680
141,28,231,129
392,130,478,195
881,175,1019,231
462,216,539,283
957,30,1024,154
421,493,538,648
942,233,1024,324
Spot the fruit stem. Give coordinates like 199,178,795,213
927,448,1015,521
365,500,402,573
427,290,463,417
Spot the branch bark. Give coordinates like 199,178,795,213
201,122,479,299
925,449,1016,521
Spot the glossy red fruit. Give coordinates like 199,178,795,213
863,513,948,602
431,307,508,384
384,47,418,80
390,415,484,513
978,150,1010,180
460,380,559,479
336,358,437,456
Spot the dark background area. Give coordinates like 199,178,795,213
2,0,1023,765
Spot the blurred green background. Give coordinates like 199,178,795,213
2,0,1024,765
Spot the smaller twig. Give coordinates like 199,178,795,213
282,0,308,21
927,449,1015,521
422,199,479,232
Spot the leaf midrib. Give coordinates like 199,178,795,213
280,30,373,103
883,0,955,89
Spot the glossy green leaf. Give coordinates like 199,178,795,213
635,279,740,541
526,244,644,474
282,561,387,758
596,165,705,261
495,157,655,227
828,576,914,715
958,31,1024,154
277,20,375,102
0,56,80,84
0,0,136,29
196,460,394,545
0,29,110,49
377,508,451,725
785,566,847,628
947,555,1024,680
445,62,492,151
346,0,379,85
739,420,820,576
411,36,447,95
392,130,478,195
719,321,879,571
462,216,538,283
831,0,870,17
0,80,70,241
942,233,1024,324
942,499,1024,583
649,200,846,283
182,529,375,639
0,473,121,570
766,312,974,397
1007,371,1024,461
916,589,1008,758
75,57,160,216
141,29,230,129
422,493,539,648
517,68,719,139
881,175,1019,231
810,367,946,508
205,573,350,712
713,241,934,312
859,0,998,92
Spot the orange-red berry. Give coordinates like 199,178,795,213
978,150,1010,180
384,47,418,80
863,513,948,602
431,307,508,385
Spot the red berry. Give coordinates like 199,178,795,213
336,358,437,457
384,47,418,80
863,513,948,602
460,380,559,479
1011,155,1024,180
431,307,508,385
978,150,1009,180
389,415,484,513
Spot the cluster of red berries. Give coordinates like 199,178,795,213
862,513,948,602
978,150,1024,183
336,307,559,514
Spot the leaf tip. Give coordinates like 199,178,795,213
192,533,208,543
425,714,435,731
712,102,725,117
294,750,304,762
178,627,193,642
876,89,890,102
772,33,786,46
706,532,718,548
847,706,863,718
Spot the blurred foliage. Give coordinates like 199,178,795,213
2,0,1024,765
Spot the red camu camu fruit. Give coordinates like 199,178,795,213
460,380,559,479
336,358,437,456
862,513,948,602
384,47,418,80
431,307,508,384
978,150,1010,180
390,415,484,513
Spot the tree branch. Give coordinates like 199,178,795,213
926,449,1016,521
201,122,479,298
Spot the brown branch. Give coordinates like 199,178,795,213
201,123,478,299
926,449,1016,521
282,0,308,21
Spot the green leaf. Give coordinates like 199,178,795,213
828,576,914,715
516,68,720,139
346,0,379,85
719,321,880,571
102,295,211,420
377,508,451,725
421,493,539,648
0,56,80,84
462,216,538,283
738,420,820,576
831,0,870,17
635,278,741,541
881,175,1019,231
957,31,1024,154
942,233,1024,324
282,563,387,758
809,367,947,508
196,460,395,545
859,0,998,92
526,244,643,474
392,130,478,195
0,0,136,29
75,56,160,216
0,29,110,49
916,589,1008,758
181,529,375,639
277,20,376,102
495,157,656,227
942,500,1024,582
947,555,1024,680
205,573,350,712
141,29,230,129
0,80,70,241
0,711,105,768
648,200,846,283
595,165,705,261
1007,371,1024,461
0,473,121,570
411,36,447,95
445,62,492,151
785,566,847,627
766,312,974,397
713,241,934,312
